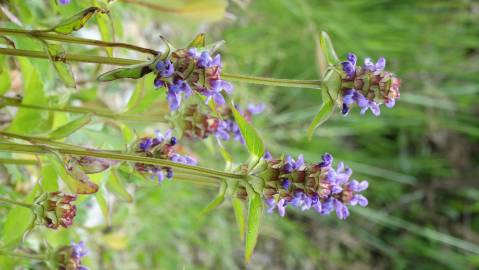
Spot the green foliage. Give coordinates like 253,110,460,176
244,191,263,262
231,102,265,159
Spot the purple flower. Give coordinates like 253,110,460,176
265,197,287,216
364,57,386,72
360,100,381,116
263,151,272,160
281,179,291,190
215,121,230,140
341,53,357,79
167,80,192,110
59,0,71,4
139,138,153,151
283,155,304,172
204,79,233,106
318,153,333,168
334,199,350,220
156,59,174,77
247,103,266,115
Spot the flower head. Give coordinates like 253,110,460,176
55,241,88,270
34,192,77,230
152,42,233,111
257,153,368,219
59,0,71,4
134,130,196,183
340,53,401,116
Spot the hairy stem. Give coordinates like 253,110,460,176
0,48,322,89
0,197,33,209
0,250,47,260
1,96,165,122
0,142,246,180
0,27,158,55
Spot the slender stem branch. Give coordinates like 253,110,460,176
0,158,37,165
0,131,99,151
0,48,142,66
121,0,181,13
0,48,322,89
0,142,247,180
0,197,33,209
0,250,47,260
222,72,322,89
1,96,165,122
0,27,159,55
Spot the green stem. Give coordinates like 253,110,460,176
222,72,322,89
0,48,322,89
0,131,99,151
0,197,33,209
0,142,247,180
1,96,165,122
121,0,182,13
0,27,159,55
0,250,47,260
0,158,37,165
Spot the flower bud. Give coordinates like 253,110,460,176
34,192,77,229
55,241,88,270
340,53,401,116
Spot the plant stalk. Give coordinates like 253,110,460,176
0,250,47,260
0,48,322,89
0,158,37,165
0,197,33,209
0,27,158,55
0,142,246,180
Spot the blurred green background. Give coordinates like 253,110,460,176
1,0,479,269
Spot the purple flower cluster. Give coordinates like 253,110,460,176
134,130,196,183
215,103,265,144
59,0,71,4
262,153,368,220
153,46,233,111
340,53,401,116
56,241,88,270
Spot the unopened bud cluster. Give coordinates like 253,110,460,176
153,46,233,111
259,153,368,219
340,53,401,116
181,103,264,144
134,130,196,183
34,192,77,229
55,241,88,270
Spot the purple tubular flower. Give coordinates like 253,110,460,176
59,0,71,4
197,51,213,68
167,80,192,110
360,100,381,116
139,138,153,151
263,151,273,160
364,57,386,72
281,179,291,189
247,103,266,115
156,59,174,77
318,153,333,168
277,199,287,217
215,121,230,141
341,53,357,79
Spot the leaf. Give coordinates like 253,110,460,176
314,33,328,79
95,188,110,225
97,62,153,82
306,98,334,140
0,36,16,48
7,58,53,134
107,169,133,203
42,42,76,87
47,7,104,34
232,198,246,241
1,206,34,247
0,56,11,96
199,181,226,217
188,33,206,48
48,154,99,194
48,114,92,140
40,160,59,192
126,77,145,112
244,192,263,263
231,102,265,159
96,10,114,57
216,138,232,169
320,31,340,65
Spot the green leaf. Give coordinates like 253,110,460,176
95,188,110,225
306,98,334,140
188,33,206,48
42,42,76,88
48,114,92,140
231,102,265,159
96,8,114,57
97,62,153,82
40,160,59,192
232,198,246,241
314,33,328,79
107,169,133,203
47,7,104,34
320,31,340,65
7,58,53,134
1,206,34,247
0,56,11,96
244,192,263,263
199,182,226,217
126,77,145,112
